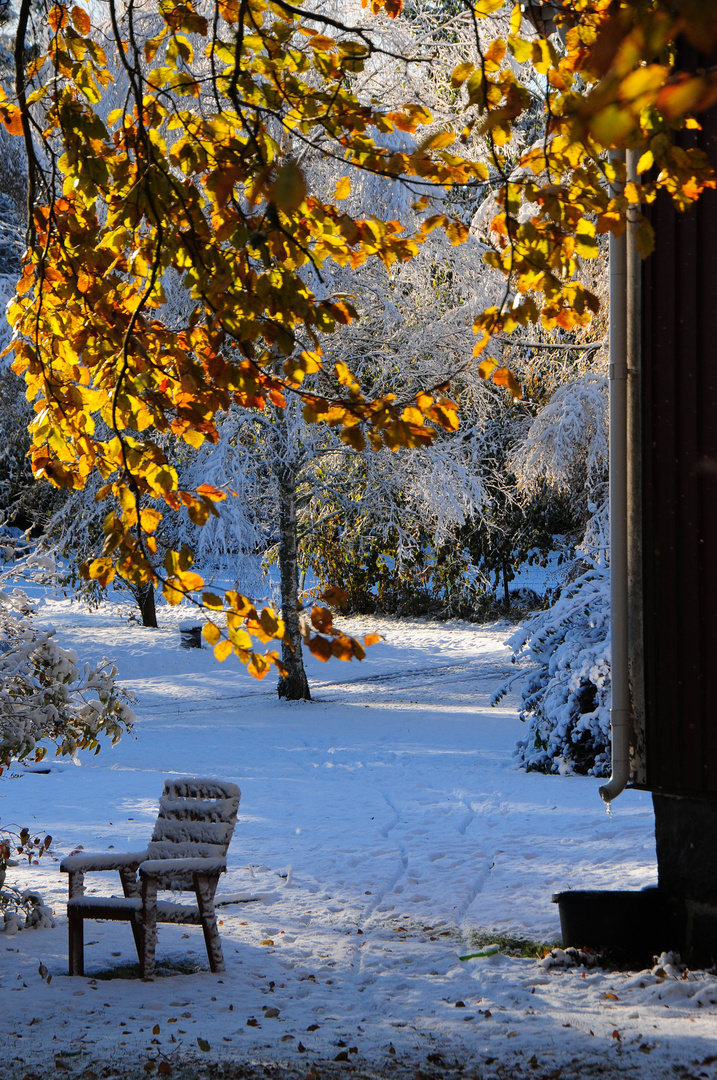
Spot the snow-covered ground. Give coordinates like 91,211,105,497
2,597,717,1079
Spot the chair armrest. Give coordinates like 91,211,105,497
139,857,227,878
60,850,149,874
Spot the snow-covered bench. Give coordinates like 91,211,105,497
60,777,241,980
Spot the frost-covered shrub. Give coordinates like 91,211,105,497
0,595,134,767
0,539,133,923
0,538,134,769
0,825,55,932
502,564,611,776
0,887,54,933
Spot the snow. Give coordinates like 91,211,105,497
1,596,716,1079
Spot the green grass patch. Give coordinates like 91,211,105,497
460,931,560,961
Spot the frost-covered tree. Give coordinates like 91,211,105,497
169,223,502,697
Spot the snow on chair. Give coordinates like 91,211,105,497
60,777,240,980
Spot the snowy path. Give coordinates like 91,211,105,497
1,599,716,1079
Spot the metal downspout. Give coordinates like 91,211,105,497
600,148,636,805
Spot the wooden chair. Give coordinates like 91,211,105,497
60,777,240,980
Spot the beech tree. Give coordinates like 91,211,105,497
3,0,717,679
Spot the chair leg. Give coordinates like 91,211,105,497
68,914,84,976
140,875,158,981
129,913,145,968
119,866,145,965
194,873,225,973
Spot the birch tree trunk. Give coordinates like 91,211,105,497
276,463,311,701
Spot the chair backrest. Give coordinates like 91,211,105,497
147,777,241,890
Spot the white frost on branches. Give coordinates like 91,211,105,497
511,373,609,500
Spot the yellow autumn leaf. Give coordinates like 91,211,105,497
85,558,115,585
334,176,351,200
474,0,503,15
335,361,359,390
214,639,233,662
228,626,252,651
203,621,222,645
271,161,306,213
637,150,654,173
451,62,474,88
508,35,533,64
202,592,224,610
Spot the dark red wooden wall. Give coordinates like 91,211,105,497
640,108,717,796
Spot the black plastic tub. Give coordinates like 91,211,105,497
552,889,681,961
179,622,203,649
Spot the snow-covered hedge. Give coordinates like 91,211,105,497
499,564,611,777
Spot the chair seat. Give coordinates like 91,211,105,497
68,895,202,923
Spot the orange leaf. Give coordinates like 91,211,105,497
0,105,23,137
492,366,522,399
473,332,491,360
247,653,270,679
331,635,354,661
196,484,226,502
48,4,69,31
310,606,334,633
71,4,91,33
308,635,333,662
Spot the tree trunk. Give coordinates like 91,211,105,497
136,582,158,628
276,466,311,701
502,560,511,613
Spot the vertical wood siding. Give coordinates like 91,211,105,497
640,109,717,795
